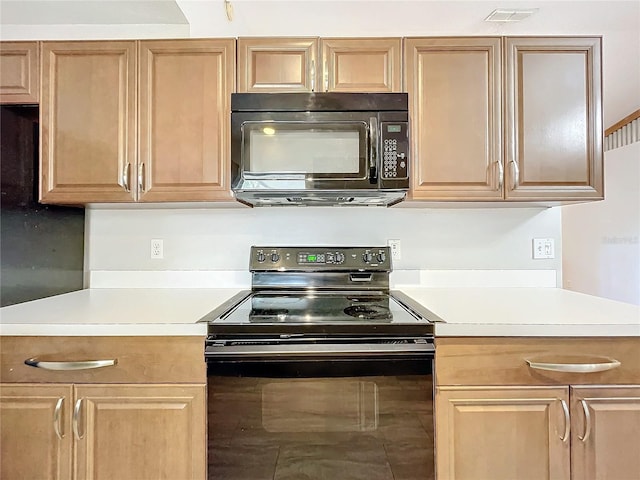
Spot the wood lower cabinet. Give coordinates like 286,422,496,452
237,37,401,93
138,39,235,202
0,41,39,104
435,338,640,480
436,386,570,480
74,384,206,480
0,384,73,480
0,336,207,480
570,386,640,480
40,41,137,203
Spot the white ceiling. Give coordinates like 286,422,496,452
1,0,638,128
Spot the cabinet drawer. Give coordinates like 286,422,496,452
0,336,206,384
435,337,640,386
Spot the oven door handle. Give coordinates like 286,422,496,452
206,342,434,358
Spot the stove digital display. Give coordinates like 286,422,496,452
297,253,325,264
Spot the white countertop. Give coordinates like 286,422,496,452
0,288,244,336
1,286,638,337
400,287,640,337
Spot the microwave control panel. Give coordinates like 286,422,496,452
380,122,409,180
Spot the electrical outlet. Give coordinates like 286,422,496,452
387,239,401,261
151,239,164,259
532,238,554,259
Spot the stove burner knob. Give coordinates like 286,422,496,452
270,252,280,263
377,252,386,263
363,252,373,263
335,252,345,264
256,251,266,263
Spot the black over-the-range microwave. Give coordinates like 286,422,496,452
230,92,410,207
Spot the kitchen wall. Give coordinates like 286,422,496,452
86,206,561,287
562,142,640,305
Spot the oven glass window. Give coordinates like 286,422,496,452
242,122,368,177
208,372,434,479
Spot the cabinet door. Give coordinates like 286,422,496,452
40,41,136,203
436,386,570,480
138,39,235,202
0,41,39,104
0,384,73,480
405,38,503,200
237,37,318,92
571,386,640,480
505,37,603,200
321,38,401,92
73,384,206,480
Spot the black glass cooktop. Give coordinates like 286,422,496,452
209,292,432,336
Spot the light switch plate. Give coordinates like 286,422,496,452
532,238,554,259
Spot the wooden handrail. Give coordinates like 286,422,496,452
605,109,640,136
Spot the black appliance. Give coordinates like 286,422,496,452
0,106,85,306
230,93,410,207
200,246,440,479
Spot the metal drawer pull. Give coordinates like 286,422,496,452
526,357,621,373
559,399,570,443
24,358,117,371
53,397,64,440
578,399,592,442
510,159,520,190
497,158,504,190
73,398,84,440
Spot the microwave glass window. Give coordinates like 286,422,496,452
244,123,367,175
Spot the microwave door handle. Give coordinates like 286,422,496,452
369,117,379,184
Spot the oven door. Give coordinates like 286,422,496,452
207,338,435,480
231,111,379,191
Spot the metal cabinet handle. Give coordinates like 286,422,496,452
73,398,84,440
138,162,145,193
324,60,329,91
53,397,64,439
578,399,592,442
25,358,117,371
526,358,621,373
559,398,570,443
122,162,131,192
510,159,520,190
497,158,504,191
310,60,315,92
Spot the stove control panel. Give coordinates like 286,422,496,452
250,246,392,271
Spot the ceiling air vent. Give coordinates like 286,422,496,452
485,9,538,22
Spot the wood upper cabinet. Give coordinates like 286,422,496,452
74,384,206,480
0,384,73,480
138,39,235,202
504,37,603,200
404,37,503,200
237,37,401,92
321,38,401,92
0,41,39,104
571,386,640,480
405,36,603,202
237,37,318,92
436,386,571,480
40,41,137,203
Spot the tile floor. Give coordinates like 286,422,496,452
208,374,434,480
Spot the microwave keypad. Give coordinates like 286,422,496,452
381,123,408,179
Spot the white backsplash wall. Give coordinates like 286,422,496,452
86,206,561,281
